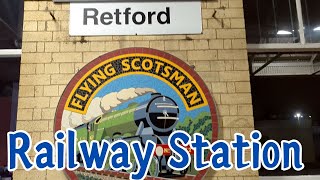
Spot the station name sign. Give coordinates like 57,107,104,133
69,2,202,36
54,0,194,2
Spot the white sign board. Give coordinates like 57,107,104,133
69,2,202,36
56,0,192,2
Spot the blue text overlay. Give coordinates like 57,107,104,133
7,130,304,180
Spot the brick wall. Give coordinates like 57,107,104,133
16,0,258,179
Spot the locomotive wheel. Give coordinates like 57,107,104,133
148,157,160,177
127,161,137,173
171,152,189,176
180,168,188,175
76,153,83,164
105,156,111,170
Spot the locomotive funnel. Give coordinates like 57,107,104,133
151,93,161,98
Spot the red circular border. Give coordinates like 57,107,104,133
54,47,219,180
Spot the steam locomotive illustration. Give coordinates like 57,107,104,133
75,93,192,177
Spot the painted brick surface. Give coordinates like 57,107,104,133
16,0,258,179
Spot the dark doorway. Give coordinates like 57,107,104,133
252,76,320,175
0,0,23,178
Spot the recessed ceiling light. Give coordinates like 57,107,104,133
277,30,292,35
314,26,320,31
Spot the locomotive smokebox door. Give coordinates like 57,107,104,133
146,94,179,134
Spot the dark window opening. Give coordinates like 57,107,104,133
0,0,23,49
301,0,320,43
244,0,320,44
244,0,299,44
